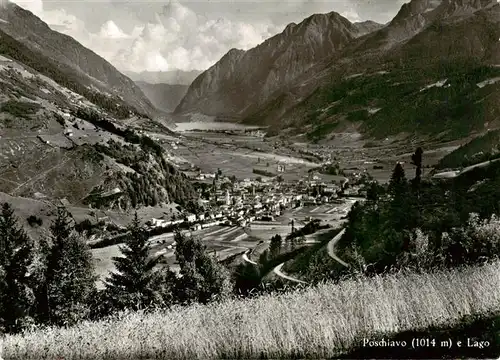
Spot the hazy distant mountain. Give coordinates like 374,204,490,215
124,70,203,86
175,0,500,141
353,20,386,36
175,12,380,119
135,81,189,113
0,2,156,117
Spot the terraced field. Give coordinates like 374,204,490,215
92,225,258,289
92,200,357,289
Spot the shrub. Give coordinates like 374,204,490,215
0,100,41,119
26,215,42,227
75,219,93,233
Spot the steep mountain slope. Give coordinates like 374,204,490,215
349,0,497,52
136,81,189,113
174,12,382,119
243,0,500,140
0,1,157,118
0,33,196,213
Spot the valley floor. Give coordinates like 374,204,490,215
3,259,500,359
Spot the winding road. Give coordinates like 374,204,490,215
243,198,359,284
326,228,349,267
273,263,307,284
270,228,350,284
242,250,257,265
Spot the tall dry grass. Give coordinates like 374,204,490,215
3,260,500,359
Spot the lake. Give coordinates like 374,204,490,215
172,122,264,132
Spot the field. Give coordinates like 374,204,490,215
301,135,465,184
92,225,254,288
0,191,56,240
91,200,357,288
244,201,356,263
0,119,121,203
156,128,319,181
4,258,500,359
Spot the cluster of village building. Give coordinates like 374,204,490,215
146,169,367,232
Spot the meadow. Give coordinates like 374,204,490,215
3,258,500,359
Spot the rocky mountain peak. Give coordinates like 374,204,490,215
379,0,497,45
392,0,496,24
174,10,367,117
224,48,245,58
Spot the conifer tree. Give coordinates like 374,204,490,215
233,262,260,297
411,147,423,185
388,163,411,231
388,162,408,197
173,230,232,305
366,182,380,202
36,207,96,327
258,249,269,266
0,203,35,333
269,234,282,258
104,212,174,311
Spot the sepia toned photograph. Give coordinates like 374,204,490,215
0,0,499,358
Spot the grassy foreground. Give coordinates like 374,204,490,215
2,261,500,360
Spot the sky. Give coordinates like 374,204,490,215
8,0,408,73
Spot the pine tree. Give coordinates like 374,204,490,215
388,163,411,231
388,162,408,197
411,147,424,189
173,231,232,305
104,212,174,311
233,262,260,297
366,182,380,202
37,207,97,327
0,203,35,333
410,147,424,228
258,250,269,267
269,234,282,258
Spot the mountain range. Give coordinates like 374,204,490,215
1,0,500,218
123,70,203,114
0,2,157,118
124,70,203,86
175,0,500,141
0,1,196,222
174,13,384,120
135,81,189,113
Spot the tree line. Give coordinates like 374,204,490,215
0,203,231,334
336,146,500,277
86,139,197,210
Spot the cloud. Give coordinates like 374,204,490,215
340,9,362,23
93,0,284,72
6,0,407,73
99,20,129,39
